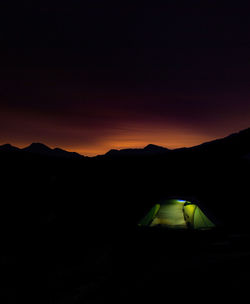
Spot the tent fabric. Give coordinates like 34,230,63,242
193,207,215,229
138,204,160,226
139,199,215,229
150,202,187,228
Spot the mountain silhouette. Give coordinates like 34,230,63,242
0,142,84,159
0,143,20,152
190,128,250,158
23,143,54,154
1,127,250,159
24,143,84,159
52,147,84,159
143,144,170,153
103,128,250,159
104,144,170,157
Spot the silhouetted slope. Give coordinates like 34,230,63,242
0,142,84,159
144,144,170,153
1,142,85,159
104,144,170,157
190,128,250,157
52,147,84,159
102,128,250,159
0,144,20,152
23,143,53,154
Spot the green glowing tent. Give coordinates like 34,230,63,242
138,199,215,229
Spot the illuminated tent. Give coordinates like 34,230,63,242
138,199,215,229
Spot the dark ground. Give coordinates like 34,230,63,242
1,131,250,303
3,227,250,303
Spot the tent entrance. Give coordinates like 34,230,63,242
150,202,187,229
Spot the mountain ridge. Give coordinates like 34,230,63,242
0,142,84,159
1,127,250,158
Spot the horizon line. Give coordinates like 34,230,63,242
1,127,249,157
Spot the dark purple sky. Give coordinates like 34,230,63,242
1,1,250,155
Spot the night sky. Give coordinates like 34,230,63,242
1,1,250,155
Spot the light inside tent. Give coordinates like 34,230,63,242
138,199,215,229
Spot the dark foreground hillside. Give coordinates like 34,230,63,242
2,225,250,303
1,129,250,303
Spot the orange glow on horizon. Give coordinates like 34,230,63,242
57,126,219,156
0,127,218,157
2,107,250,157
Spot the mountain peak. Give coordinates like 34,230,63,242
23,143,52,153
143,144,169,152
0,143,14,149
0,143,20,152
53,147,84,159
21,143,84,159
104,144,170,158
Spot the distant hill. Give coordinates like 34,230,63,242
102,128,250,159
190,128,250,158
23,143,54,154
0,144,20,152
0,142,84,159
23,143,84,159
104,144,170,157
